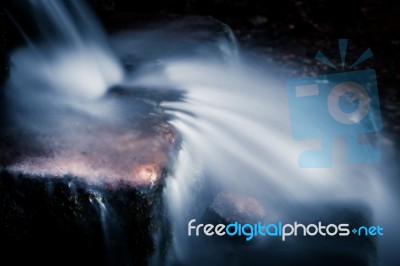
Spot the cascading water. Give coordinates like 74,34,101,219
122,21,399,266
2,0,399,265
6,0,124,132
139,58,398,265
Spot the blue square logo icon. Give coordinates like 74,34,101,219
286,41,382,168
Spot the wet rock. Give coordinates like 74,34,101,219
0,171,170,266
208,192,266,224
0,87,178,265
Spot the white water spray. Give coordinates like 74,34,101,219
6,0,123,125
130,43,398,265
3,1,399,264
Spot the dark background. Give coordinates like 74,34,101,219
0,1,398,265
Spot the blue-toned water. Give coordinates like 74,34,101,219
4,1,399,265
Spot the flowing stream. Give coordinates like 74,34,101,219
3,1,399,265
